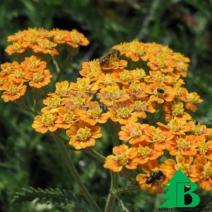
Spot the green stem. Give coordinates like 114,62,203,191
86,149,105,162
116,185,139,195
104,121,120,212
104,172,118,212
52,57,63,82
15,100,37,117
53,136,102,212
52,57,60,73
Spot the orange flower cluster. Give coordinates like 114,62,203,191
106,119,212,192
32,80,107,149
32,40,211,192
5,28,89,56
0,28,89,102
0,56,52,102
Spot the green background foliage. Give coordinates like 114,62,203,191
0,0,211,211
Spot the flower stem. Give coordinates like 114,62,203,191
104,122,120,212
52,57,60,74
116,185,139,195
53,136,102,212
104,171,118,212
85,149,105,162
52,57,63,82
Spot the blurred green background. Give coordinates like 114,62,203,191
0,0,212,211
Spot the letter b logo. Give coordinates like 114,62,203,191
159,170,201,209
176,182,200,207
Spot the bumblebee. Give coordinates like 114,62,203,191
99,49,120,66
146,171,164,184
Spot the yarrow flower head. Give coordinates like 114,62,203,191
18,38,210,193
0,56,52,102
0,28,89,102
5,28,89,56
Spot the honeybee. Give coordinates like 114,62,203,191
146,171,164,184
99,49,120,66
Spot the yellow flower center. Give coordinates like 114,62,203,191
199,142,208,155
30,59,42,69
76,127,92,141
133,101,146,112
26,33,38,43
41,114,54,126
172,102,184,115
87,66,101,78
39,39,55,49
5,64,13,73
117,107,132,119
152,128,165,142
56,82,69,96
64,112,74,123
178,163,189,173
174,86,185,97
14,69,24,78
89,61,100,72
192,124,205,135
77,79,90,92
105,86,121,100
138,146,152,157
74,96,86,107
13,43,22,51
133,68,146,79
156,54,166,68
132,41,144,56
154,73,164,82
120,71,131,82
188,92,201,103
168,119,182,132
130,126,142,137
103,76,115,85
177,62,188,72
203,163,212,179
71,30,80,43
175,53,188,71
54,34,64,42
7,85,18,94
48,97,61,108
130,83,143,95
32,73,44,82
88,107,102,118
177,138,189,150
117,154,128,166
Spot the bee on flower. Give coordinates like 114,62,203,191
2,34,211,194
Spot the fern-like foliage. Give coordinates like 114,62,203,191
13,187,89,211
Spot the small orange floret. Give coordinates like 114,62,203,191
67,123,102,150
32,113,58,133
1,83,26,102
104,144,137,172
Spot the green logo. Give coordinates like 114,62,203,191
160,170,200,208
